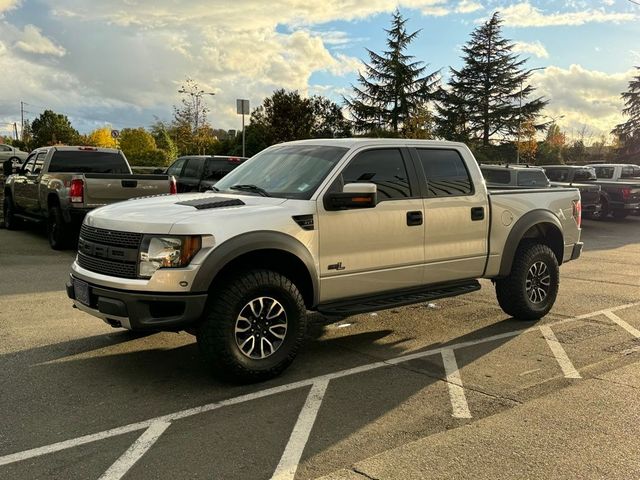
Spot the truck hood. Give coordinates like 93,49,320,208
84,192,288,234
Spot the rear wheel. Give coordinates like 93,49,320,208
495,241,559,321
3,194,21,230
591,197,609,220
196,269,307,382
47,205,70,250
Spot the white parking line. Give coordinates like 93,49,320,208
441,349,472,419
540,325,582,379
272,380,329,480
1,302,638,471
603,311,640,338
98,421,171,480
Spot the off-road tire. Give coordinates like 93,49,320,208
495,241,559,321
196,269,307,383
3,194,20,230
47,205,70,250
591,197,609,221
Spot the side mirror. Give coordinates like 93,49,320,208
324,183,377,211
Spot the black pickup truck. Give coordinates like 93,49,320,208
166,155,247,193
541,166,602,219
543,165,640,219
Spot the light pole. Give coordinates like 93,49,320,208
517,66,546,164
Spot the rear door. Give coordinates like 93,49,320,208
178,158,204,192
412,148,489,284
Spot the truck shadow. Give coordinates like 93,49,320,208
2,310,540,478
581,216,640,251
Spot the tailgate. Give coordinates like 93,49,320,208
82,174,171,207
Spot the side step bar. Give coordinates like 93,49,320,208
317,280,481,316
15,213,44,224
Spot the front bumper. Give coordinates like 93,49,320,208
67,275,208,331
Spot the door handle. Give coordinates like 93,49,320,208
406,211,423,226
471,207,485,221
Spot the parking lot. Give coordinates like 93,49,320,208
1,217,640,480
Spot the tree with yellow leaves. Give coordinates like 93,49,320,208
87,127,118,148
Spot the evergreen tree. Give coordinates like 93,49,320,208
345,9,439,134
436,12,546,146
31,110,79,148
612,66,640,157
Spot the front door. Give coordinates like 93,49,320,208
412,148,489,284
317,148,425,302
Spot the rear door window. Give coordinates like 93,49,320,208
621,165,640,178
416,149,473,197
48,151,130,173
182,158,204,179
204,159,232,181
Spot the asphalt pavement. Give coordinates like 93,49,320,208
0,217,639,479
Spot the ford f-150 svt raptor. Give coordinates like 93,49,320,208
67,139,583,381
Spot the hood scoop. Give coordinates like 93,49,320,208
176,197,245,210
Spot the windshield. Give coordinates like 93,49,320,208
214,145,348,199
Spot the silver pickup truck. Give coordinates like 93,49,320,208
67,139,583,381
4,146,176,249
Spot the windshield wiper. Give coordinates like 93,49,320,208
229,184,271,197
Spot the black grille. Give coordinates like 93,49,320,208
78,225,142,279
80,225,143,248
77,252,138,279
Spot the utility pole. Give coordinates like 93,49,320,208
13,122,18,141
20,101,24,141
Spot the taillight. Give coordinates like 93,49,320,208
169,176,177,195
621,187,631,200
572,199,582,228
69,178,84,203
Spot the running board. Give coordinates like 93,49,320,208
317,280,481,316
15,213,44,224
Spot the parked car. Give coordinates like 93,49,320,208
480,164,551,188
67,139,582,382
591,163,640,182
3,146,177,249
540,165,603,219
0,143,29,170
166,155,248,193
588,163,640,218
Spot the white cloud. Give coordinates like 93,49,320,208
0,0,20,14
496,2,636,27
421,5,450,16
513,40,549,59
531,64,634,137
14,25,66,56
456,0,483,14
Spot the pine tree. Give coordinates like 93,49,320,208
436,12,546,146
612,66,640,157
345,10,439,134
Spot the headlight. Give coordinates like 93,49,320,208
138,235,202,278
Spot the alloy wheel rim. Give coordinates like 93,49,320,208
234,296,288,359
526,261,551,304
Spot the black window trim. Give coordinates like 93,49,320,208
409,147,476,198
324,146,420,204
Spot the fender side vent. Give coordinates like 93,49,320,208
293,214,314,230
176,197,245,210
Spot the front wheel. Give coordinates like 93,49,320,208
495,241,559,321
3,194,21,230
196,269,307,382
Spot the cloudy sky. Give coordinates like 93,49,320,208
0,0,638,142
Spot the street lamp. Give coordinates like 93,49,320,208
177,88,216,133
517,66,546,164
